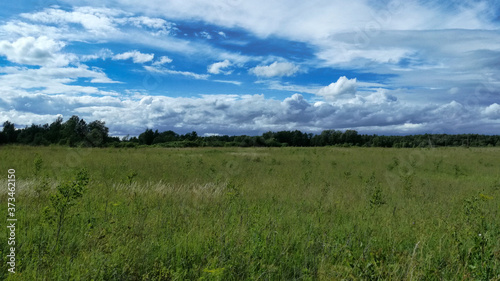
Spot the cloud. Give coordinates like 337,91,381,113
213,80,242,86
144,65,209,80
0,36,70,66
207,60,232,74
89,1,495,53
21,7,122,35
483,103,500,119
0,65,120,97
259,80,320,94
152,56,173,65
250,61,299,78
122,16,176,35
2,6,258,67
2,86,499,136
316,76,357,100
113,50,154,63
79,48,114,61
199,31,212,39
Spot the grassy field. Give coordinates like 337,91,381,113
0,145,499,280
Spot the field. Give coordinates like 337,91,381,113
1,146,499,280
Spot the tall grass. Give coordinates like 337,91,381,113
0,146,499,280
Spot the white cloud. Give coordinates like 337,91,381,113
316,76,357,100
213,80,242,86
152,56,173,65
126,16,166,28
207,60,231,74
81,0,499,74
2,6,259,67
199,31,212,39
262,80,320,94
250,61,299,78
0,36,70,67
144,65,209,80
21,7,122,35
483,103,500,119
81,48,114,61
113,50,154,63
1,20,67,41
0,65,120,97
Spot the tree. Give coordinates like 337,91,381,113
182,131,198,142
138,129,157,145
47,117,63,144
86,120,109,147
342,130,359,145
61,116,81,146
17,124,49,145
2,121,17,143
75,119,89,140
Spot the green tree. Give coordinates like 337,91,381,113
2,121,17,143
139,129,157,145
86,120,109,147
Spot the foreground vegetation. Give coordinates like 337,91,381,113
1,145,499,280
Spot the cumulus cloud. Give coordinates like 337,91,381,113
316,76,357,100
250,61,299,78
207,60,231,74
113,50,154,63
282,94,311,116
2,87,499,136
0,36,70,66
483,103,500,119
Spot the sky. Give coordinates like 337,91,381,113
0,0,499,137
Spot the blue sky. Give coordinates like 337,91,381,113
1,0,499,136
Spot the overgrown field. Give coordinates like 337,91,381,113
1,146,499,280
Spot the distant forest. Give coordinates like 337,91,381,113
1,115,499,148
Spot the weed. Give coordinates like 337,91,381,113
369,183,386,207
454,164,465,177
387,157,399,171
401,173,414,192
124,170,138,185
366,173,385,207
44,169,89,250
34,153,43,176
34,177,50,196
434,159,443,171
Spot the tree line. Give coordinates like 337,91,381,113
1,115,500,148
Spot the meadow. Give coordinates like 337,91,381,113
0,145,499,280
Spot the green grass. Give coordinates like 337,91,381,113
1,146,500,280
